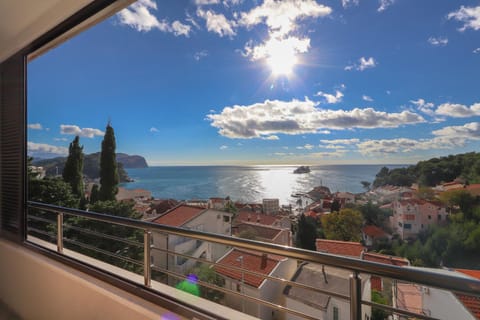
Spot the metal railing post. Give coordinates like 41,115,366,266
57,212,64,253
144,230,152,287
350,271,361,320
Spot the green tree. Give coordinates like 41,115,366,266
89,184,99,204
65,200,143,272
371,290,390,320
296,214,317,250
321,208,363,241
360,202,388,226
330,199,341,213
99,123,119,201
189,265,225,301
62,136,85,199
361,181,371,191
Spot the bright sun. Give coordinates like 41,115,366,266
264,38,299,76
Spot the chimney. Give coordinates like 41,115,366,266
261,253,268,269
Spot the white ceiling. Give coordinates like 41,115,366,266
0,0,94,63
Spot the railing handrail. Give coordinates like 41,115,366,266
27,201,480,297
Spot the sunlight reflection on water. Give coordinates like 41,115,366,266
123,165,403,205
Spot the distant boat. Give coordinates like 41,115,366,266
293,166,311,174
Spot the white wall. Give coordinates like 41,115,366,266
422,287,474,320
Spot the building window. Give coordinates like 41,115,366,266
438,214,442,220
223,215,230,223
428,215,431,220
333,306,339,320
236,283,241,292
404,223,412,229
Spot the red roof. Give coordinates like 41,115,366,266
455,269,480,319
315,239,365,258
363,252,409,266
151,204,204,227
371,276,382,291
215,249,283,288
235,212,278,226
456,269,480,280
362,225,388,238
396,283,422,314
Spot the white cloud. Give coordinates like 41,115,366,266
263,135,280,140
316,90,344,104
357,137,463,155
362,95,374,102
171,21,192,37
197,9,236,37
220,145,229,150
60,125,104,138
195,0,220,5
297,144,315,150
318,130,331,134
150,127,159,132
53,138,68,142
194,50,209,61
428,36,448,46
118,0,191,36
474,48,480,54
28,123,43,130
243,36,310,61
238,0,331,37
448,5,480,32
320,138,360,145
410,98,435,116
342,0,359,9
378,0,395,12
27,142,68,157
435,102,480,118
345,57,377,71
433,122,480,140
207,98,425,139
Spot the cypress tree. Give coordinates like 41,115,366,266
99,123,119,201
62,136,84,199
90,184,99,204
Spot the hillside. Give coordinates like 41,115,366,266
373,152,480,188
33,153,148,182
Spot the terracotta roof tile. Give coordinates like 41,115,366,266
151,204,205,227
456,294,480,319
215,249,283,288
363,252,409,266
362,225,388,238
233,222,283,241
235,212,278,226
315,239,365,258
455,269,480,319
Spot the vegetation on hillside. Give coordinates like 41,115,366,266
373,152,480,188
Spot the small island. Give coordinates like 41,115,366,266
293,166,311,174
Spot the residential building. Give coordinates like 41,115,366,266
263,198,279,215
215,248,297,320
150,205,232,276
116,187,151,202
233,222,292,246
390,199,448,240
334,192,355,208
316,239,366,258
361,225,390,247
284,263,371,320
393,268,480,320
208,197,230,210
234,211,291,229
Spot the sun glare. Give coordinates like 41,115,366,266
263,37,307,77
267,49,297,76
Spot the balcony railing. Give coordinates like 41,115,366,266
27,201,480,320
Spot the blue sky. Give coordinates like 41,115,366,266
28,0,480,166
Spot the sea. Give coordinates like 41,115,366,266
121,165,405,205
